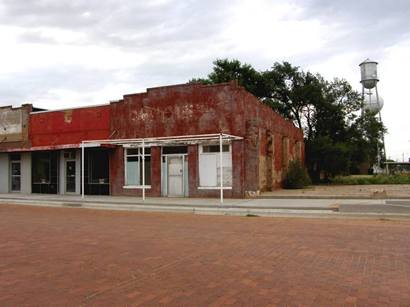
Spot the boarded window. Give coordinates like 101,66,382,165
199,144,232,187
295,141,302,160
282,137,289,168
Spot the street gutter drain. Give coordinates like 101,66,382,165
246,214,259,217
63,203,83,207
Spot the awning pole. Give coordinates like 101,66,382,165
142,138,145,201
220,133,223,204
81,143,84,199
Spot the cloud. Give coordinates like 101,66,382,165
0,0,231,51
0,65,117,106
0,0,410,158
298,0,410,52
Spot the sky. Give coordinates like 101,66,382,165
0,0,409,161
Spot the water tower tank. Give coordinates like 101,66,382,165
359,59,378,89
363,94,384,114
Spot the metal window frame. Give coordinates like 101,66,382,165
124,147,152,188
9,160,21,192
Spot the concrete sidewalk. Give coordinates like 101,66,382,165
259,184,410,199
1,193,410,218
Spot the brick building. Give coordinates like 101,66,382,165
0,82,303,199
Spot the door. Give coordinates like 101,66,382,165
10,161,21,192
66,160,76,193
167,156,184,197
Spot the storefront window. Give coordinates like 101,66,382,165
125,148,151,186
87,150,110,184
31,151,59,194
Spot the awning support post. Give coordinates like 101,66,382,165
142,138,145,201
81,143,85,199
220,133,223,204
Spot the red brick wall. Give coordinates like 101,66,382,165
109,82,304,197
109,82,249,197
30,105,111,146
109,83,247,139
240,87,304,192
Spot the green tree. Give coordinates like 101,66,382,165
191,59,386,180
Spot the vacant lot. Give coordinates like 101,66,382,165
1,204,410,306
262,184,410,198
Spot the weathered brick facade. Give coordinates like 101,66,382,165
0,104,33,150
0,82,303,198
29,105,111,147
108,82,303,197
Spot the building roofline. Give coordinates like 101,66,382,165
0,103,34,110
30,103,110,115
122,81,239,99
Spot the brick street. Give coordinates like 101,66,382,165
1,204,410,306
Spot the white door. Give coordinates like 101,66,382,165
168,156,184,197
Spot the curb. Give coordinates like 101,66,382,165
256,195,410,200
2,199,410,220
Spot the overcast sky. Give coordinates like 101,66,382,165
0,0,409,160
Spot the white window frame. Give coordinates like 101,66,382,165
9,154,21,192
198,143,233,189
123,147,151,189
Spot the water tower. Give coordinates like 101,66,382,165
359,58,386,169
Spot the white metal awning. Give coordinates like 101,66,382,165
80,133,243,203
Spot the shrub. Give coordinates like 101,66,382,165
283,159,311,189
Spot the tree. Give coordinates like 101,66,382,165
190,59,265,97
348,111,386,172
191,59,386,180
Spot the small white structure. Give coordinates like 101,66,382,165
363,93,384,114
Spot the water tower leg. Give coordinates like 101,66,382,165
361,86,365,116
375,85,387,168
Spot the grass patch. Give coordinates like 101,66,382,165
331,174,410,185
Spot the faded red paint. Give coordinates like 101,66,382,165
4,82,304,198
109,82,304,197
29,105,111,146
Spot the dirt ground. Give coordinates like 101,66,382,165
262,184,410,198
1,204,410,306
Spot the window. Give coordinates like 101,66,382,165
162,146,187,154
282,137,289,168
125,147,151,186
88,150,110,184
199,144,232,187
33,155,51,183
295,141,302,160
10,154,21,192
202,145,230,153
10,153,21,161
31,151,59,194
83,149,110,195
63,150,76,160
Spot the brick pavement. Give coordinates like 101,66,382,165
1,204,410,306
